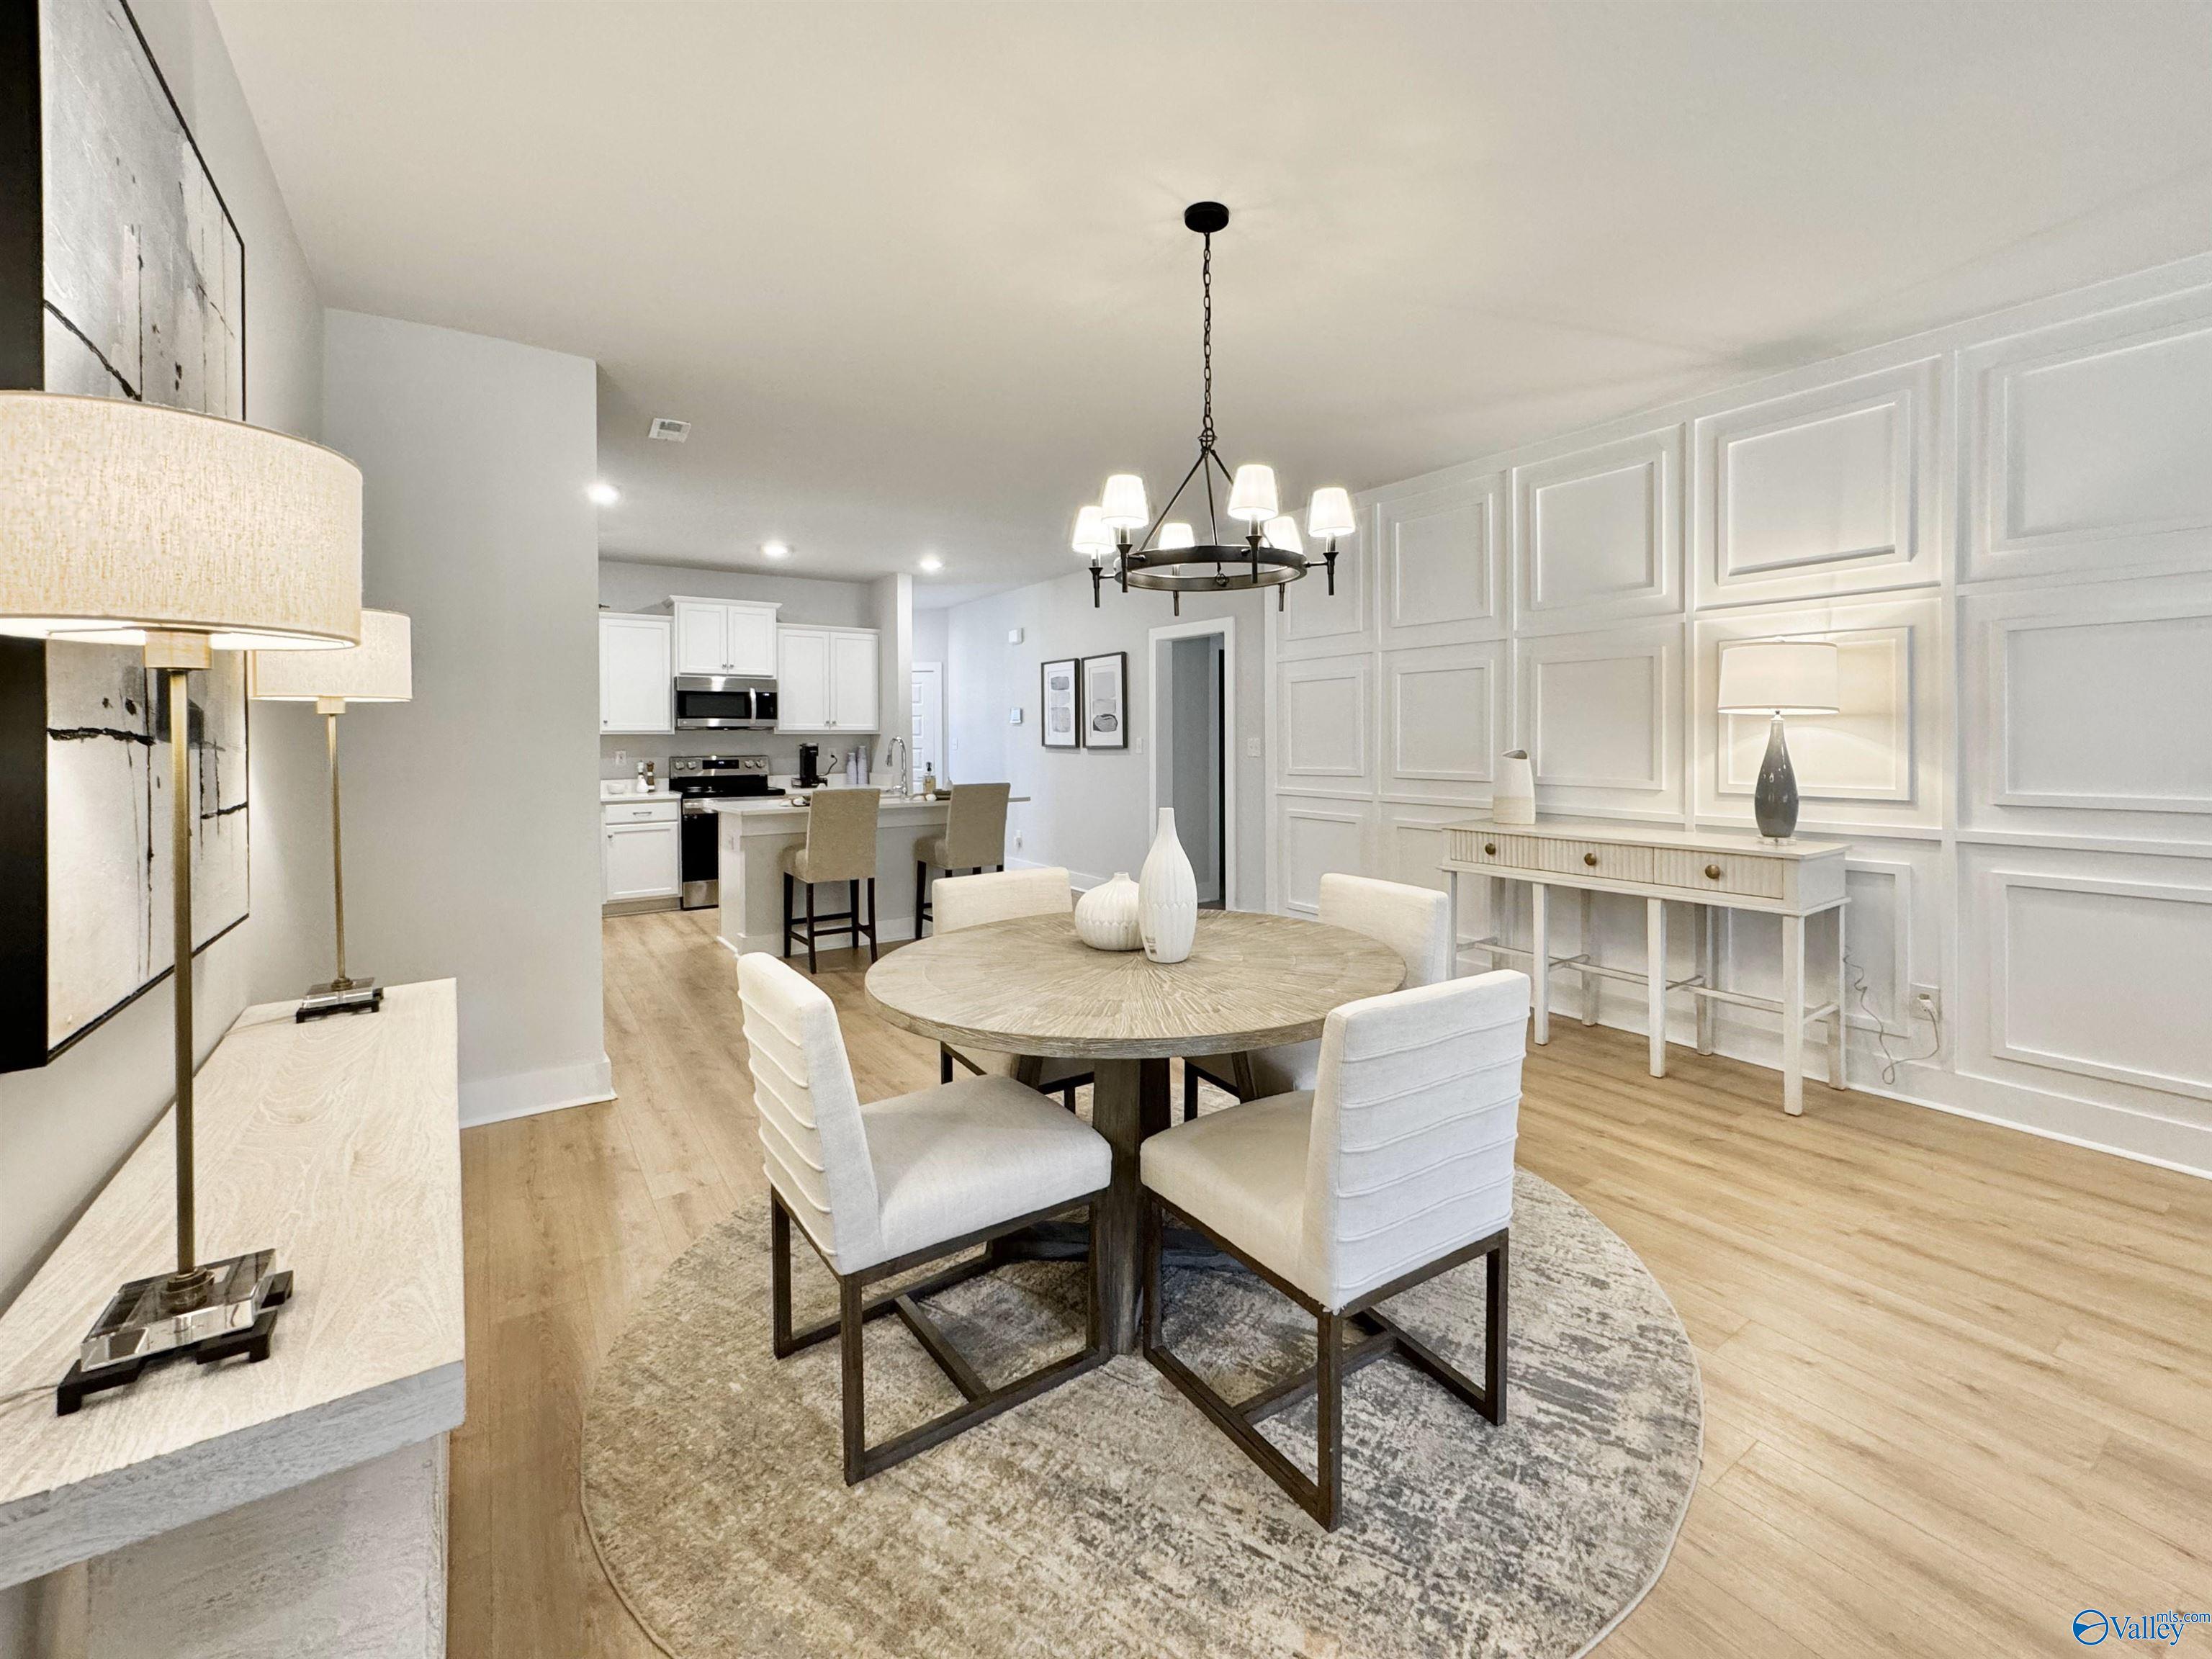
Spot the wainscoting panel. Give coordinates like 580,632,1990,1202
1513,428,1684,632
1276,796,1375,917
1961,284,2212,585
1382,640,1506,804
1274,529,1377,661
1378,475,1505,647
1274,652,1375,799
1692,358,1943,606
1514,623,1686,821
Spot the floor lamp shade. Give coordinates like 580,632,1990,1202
1715,640,1839,842
251,608,413,704
0,392,361,649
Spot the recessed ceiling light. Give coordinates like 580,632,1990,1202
918,555,943,573
587,481,620,506
761,541,791,559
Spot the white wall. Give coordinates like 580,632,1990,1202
1266,254,2212,1177
944,575,1264,902
323,311,607,1128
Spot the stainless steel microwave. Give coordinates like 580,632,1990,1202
674,674,778,729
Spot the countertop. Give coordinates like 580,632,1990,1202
600,783,675,804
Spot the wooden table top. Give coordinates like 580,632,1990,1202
864,910,1406,1060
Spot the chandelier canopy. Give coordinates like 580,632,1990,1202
1074,202,1356,610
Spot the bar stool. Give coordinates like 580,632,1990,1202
781,787,881,974
914,782,1010,939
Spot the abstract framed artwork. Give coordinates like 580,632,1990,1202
1041,657,1079,749
1081,652,1128,750
0,0,251,1070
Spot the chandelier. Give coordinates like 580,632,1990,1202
1073,201,1357,611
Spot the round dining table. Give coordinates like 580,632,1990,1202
864,909,1406,1353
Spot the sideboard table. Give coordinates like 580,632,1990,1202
1439,817,1850,1115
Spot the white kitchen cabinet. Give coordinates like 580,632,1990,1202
599,613,673,734
778,625,878,732
672,597,781,676
602,799,681,902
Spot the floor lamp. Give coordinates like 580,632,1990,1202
251,609,413,1020
0,392,362,1412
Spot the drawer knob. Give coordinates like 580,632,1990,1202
1706,863,1723,881
1484,842,1498,856
1583,852,1599,868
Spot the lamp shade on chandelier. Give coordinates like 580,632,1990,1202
1073,202,1355,611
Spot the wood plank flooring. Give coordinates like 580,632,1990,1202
449,908,2212,1658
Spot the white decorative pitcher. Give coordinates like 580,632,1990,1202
1138,809,1199,965
1074,872,1143,951
1495,750,1536,825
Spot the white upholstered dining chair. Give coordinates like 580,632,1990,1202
1141,968,1529,1529
932,866,1094,1110
1182,873,1453,1119
738,951,1111,1484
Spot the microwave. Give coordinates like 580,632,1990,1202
674,674,778,729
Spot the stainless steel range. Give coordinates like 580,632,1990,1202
670,754,783,909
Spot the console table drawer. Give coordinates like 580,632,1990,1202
1448,829,1544,870
1656,848,1785,899
1537,839,1654,883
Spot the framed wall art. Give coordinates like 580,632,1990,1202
1081,652,1128,750
1041,657,1079,749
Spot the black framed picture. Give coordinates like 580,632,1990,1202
1080,652,1128,750
1040,657,1079,749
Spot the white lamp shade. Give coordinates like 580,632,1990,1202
1226,464,1277,523
1715,639,1840,715
1306,486,1357,540
1156,522,1196,551
1100,473,1150,530
1071,504,1114,558
1262,514,1303,554
0,392,361,649
251,608,413,703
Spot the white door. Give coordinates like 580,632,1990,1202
603,821,680,900
725,606,780,675
600,614,672,733
830,631,879,729
910,662,944,788
673,601,729,675
778,628,832,729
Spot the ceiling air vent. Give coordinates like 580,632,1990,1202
647,417,691,442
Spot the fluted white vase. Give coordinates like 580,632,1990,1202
1138,809,1199,965
1494,750,1536,825
1074,872,1143,951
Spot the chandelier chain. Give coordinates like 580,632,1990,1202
1199,233,1215,450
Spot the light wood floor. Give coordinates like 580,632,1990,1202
450,908,2212,1658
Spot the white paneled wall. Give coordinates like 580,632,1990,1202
1267,255,2212,1176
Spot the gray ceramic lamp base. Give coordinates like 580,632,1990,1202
1754,714,1800,841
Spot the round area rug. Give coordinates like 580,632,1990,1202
582,1171,1701,1659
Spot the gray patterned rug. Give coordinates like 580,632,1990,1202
582,1170,1701,1659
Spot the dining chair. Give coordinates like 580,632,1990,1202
932,866,1094,1110
1141,968,1529,1529
738,951,1111,1484
1182,873,1452,1120
914,782,1012,938
781,786,881,974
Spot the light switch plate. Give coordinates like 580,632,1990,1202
1007,627,1025,645
1010,707,1023,724
1244,737,1261,758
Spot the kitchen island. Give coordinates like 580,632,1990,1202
711,791,1025,957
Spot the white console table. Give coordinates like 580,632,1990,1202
1439,818,1849,1115
0,980,464,1658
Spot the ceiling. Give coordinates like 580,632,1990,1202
213,1,2212,599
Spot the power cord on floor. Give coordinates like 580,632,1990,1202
1844,950,1942,1087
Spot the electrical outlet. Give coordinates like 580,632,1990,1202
1014,831,1024,849
1910,984,1941,1022
1244,737,1261,759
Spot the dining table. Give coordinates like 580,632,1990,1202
863,909,1406,1353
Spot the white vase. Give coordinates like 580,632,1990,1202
1074,872,1143,951
1138,809,1199,965
1495,750,1536,825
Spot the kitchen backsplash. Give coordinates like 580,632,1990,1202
600,734,881,785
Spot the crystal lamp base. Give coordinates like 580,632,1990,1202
296,976,384,1022
57,1249,292,1415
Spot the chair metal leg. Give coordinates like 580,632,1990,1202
940,1046,953,1084
781,872,793,960
1182,1062,1199,1122
1316,1310,1343,1529
1485,1234,1509,1425
770,1192,795,1357
848,879,860,954
839,1272,866,1485
805,881,818,975
867,877,878,962
916,860,929,939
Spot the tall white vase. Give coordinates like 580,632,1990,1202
1494,750,1536,825
1138,809,1199,965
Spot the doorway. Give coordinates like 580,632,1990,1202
910,661,943,790
1148,616,1235,910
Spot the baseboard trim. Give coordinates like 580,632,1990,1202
459,1053,616,1128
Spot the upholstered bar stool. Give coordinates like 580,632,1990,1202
914,782,1011,938
1182,873,1452,1120
1142,968,1530,1529
737,953,1112,1483
932,868,1094,1110
781,787,881,974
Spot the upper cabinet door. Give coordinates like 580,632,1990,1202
830,631,879,729
778,627,832,729
673,600,729,675
600,614,673,733
725,606,781,676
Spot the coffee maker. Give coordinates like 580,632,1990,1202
795,743,826,788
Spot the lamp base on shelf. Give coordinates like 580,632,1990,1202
57,1251,291,1416
296,976,384,1022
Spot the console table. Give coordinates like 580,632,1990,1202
1439,819,1849,1114
0,980,464,1657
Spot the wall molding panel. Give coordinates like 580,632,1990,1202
1513,427,1684,632
1274,652,1375,799
1275,796,1374,917
1274,534,1377,662
1514,623,1686,820
1382,639,1505,804
1379,475,1506,647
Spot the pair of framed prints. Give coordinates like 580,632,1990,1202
1040,652,1125,751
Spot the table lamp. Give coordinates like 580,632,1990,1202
0,392,361,1411
251,609,413,1020
1715,639,1840,842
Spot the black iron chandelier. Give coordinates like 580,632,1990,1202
1074,201,1356,611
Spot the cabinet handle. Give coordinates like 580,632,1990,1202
1483,842,1497,856
1583,852,1599,868
1705,863,1723,881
